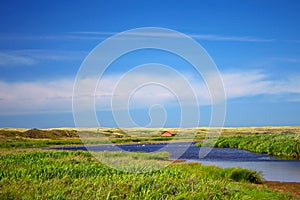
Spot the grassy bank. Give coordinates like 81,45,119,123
196,132,300,159
0,149,295,199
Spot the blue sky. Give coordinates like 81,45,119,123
0,0,300,128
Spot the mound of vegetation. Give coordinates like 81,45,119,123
23,128,78,139
0,128,82,148
0,128,78,139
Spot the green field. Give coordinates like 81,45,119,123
0,149,295,199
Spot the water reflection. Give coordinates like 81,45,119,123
195,160,300,183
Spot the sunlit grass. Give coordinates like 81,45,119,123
0,149,295,199
196,132,300,159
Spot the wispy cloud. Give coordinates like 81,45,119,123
270,57,300,63
1,70,300,115
69,31,116,35
189,34,274,42
0,49,87,67
0,33,107,41
285,39,300,43
0,31,274,43
0,52,37,66
70,31,274,42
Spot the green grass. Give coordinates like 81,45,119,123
0,149,295,199
196,132,300,159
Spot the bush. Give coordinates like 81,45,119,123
229,168,262,184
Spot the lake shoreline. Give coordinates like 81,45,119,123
263,181,300,199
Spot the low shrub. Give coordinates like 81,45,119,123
228,168,263,184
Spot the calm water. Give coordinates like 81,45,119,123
46,142,300,182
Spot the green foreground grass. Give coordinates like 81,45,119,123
0,149,295,199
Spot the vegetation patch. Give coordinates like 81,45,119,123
196,132,300,159
226,168,262,184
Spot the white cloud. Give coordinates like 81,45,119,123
0,80,74,114
222,71,271,97
94,73,202,110
222,71,300,96
1,70,300,115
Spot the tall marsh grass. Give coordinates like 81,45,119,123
196,132,300,159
